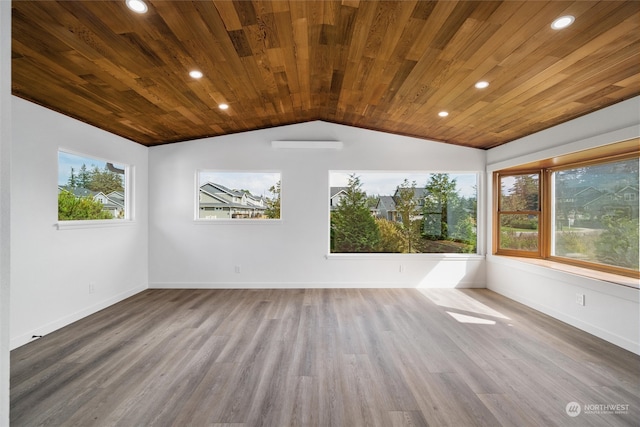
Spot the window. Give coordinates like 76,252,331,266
552,158,639,272
330,172,478,254
196,171,281,220
58,151,128,221
494,140,639,278
496,172,541,255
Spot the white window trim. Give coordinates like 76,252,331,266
57,148,134,225
327,170,484,256
56,219,136,230
194,169,282,223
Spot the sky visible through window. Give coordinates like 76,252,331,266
330,172,477,198
58,151,124,186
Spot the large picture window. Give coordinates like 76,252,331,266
197,171,281,220
329,172,478,254
494,140,639,278
58,151,128,221
552,158,639,272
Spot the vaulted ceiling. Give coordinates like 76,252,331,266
11,1,640,148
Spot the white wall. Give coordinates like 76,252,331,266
1,0,11,423
149,121,486,289
486,97,640,355
10,97,149,349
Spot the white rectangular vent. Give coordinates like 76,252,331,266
271,140,343,150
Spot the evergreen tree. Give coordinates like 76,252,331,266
87,165,124,193
331,174,380,253
502,174,539,211
394,179,420,253
78,164,90,188
424,173,458,240
67,167,78,188
265,180,281,219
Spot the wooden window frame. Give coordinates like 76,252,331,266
493,139,640,279
494,170,544,258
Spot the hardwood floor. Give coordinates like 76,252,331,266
10,289,640,426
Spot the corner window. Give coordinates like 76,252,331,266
329,172,478,254
494,140,639,278
196,171,281,220
58,151,129,221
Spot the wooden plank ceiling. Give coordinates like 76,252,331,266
11,1,640,148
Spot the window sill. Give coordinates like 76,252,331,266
326,253,484,260
489,255,639,290
193,219,283,225
56,220,135,230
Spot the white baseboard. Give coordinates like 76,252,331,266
148,281,486,289
10,285,147,350
488,283,640,356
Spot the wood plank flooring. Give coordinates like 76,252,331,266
10,288,640,426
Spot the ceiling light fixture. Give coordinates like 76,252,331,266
438,111,449,117
475,81,489,89
189,70,203,79
551,15,575,30
125,0,148,14
219,103,229,110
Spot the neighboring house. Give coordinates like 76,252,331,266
199,182,266,219
329,187,348,211
555,186,601,226
107,191,125,207
58,185,94,199
329,187,378,216
392,187,428,208
58,186,124,218
376,196,397,221
392,187,428,222
618,185,639,207
560,186,602,206
556,185,639,225
330,187,426,220
585,185,639,220
245,193,267,208
95,191,125,218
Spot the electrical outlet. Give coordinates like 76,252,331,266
576,293,585,306
89,282,96,294
234,265,241,274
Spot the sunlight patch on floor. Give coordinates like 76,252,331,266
417,288,510,320
446,311,497,325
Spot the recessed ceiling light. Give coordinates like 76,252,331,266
189,70,203,79
551,15,575,30
438,111,449,117
125,0,148,14
475,81,489,89
219,103,229,110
